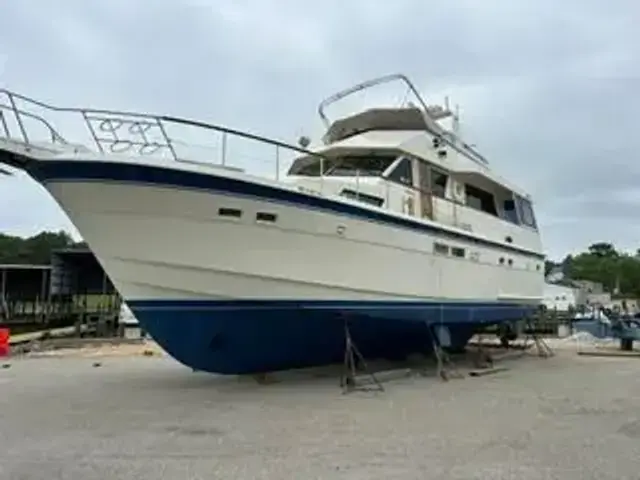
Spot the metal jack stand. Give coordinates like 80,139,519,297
523,316,554,358
426,322,463,381
472,330,494,369
340,317,384,394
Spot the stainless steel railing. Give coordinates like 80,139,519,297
0,88,326,181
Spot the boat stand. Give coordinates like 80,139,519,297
522,316,554,358
425,322,463,381
471,330,495,369
340,316,384,394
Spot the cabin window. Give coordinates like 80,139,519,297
256,212,277,223
502,198,519,224
515,195,537,229
218,207,242,218
287,154,395,177
451,247,465,258
286,155,326,176
430,168,448,198
464,184,497,216
433,242,449,255
387,157,413,186
340,189,384,207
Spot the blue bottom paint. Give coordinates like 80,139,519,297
128,300,537,375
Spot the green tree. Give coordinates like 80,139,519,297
0,230,76,265
587,242,618,258
564,243,640,297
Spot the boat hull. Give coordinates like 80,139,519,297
129,299,535,374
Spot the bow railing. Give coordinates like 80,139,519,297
0,88,323,181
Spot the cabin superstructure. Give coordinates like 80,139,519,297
285,74,540,256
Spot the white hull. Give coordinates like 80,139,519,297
44,179,544,303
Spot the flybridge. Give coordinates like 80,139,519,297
317,73,489,167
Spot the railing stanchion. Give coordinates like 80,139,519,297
156,119,177,161
0,111,8,138
385,182,390,209
82,111,104,153
221,132,227,166
6,93,28,143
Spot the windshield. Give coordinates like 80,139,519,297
288,154,396,177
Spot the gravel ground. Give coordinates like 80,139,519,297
2,349,640,479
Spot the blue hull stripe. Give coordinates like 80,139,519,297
131,299,534,310
29,160,545,260
126,299,536,374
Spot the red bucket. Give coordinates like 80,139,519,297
0,328,9,357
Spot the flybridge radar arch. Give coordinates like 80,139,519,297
316,73,489,167
318,73,443,129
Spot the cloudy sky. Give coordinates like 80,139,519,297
0,0,638,260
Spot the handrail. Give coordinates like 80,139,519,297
159,115,320,158
0,104,66,144
0,88,328,180
317,73,490,167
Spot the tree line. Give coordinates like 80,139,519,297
1,232,639,298
0,231,86,265
545,242,640,298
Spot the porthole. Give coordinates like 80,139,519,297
218,208,242,218
256,212,277,223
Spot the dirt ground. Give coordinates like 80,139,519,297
3,337,640,479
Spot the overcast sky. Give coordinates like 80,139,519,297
0,0,638,260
